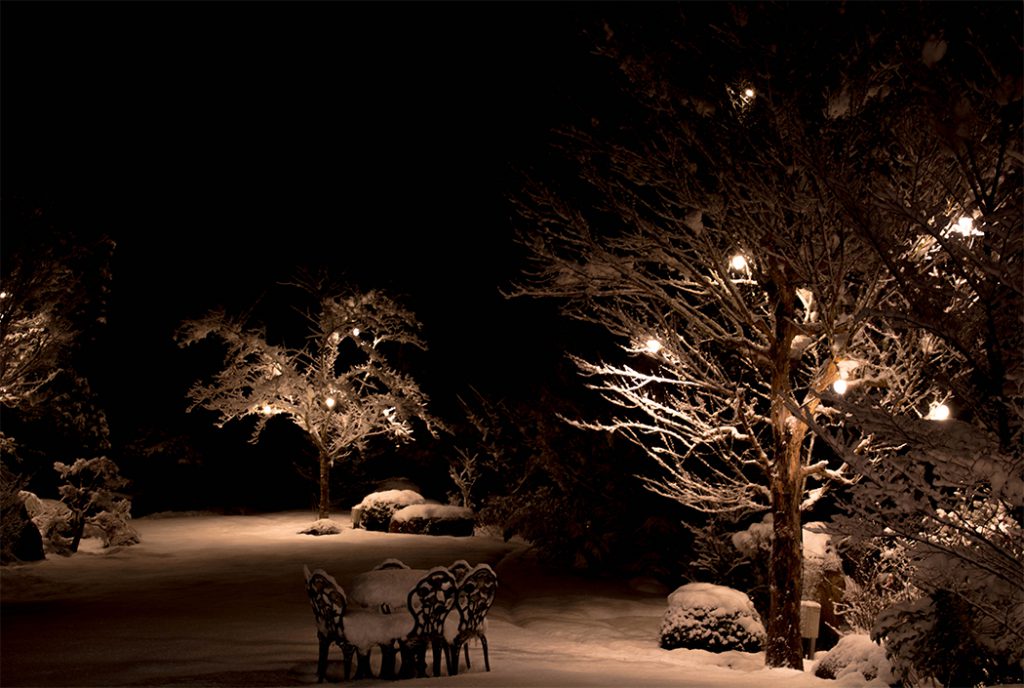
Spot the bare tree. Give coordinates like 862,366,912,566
177,277,437,520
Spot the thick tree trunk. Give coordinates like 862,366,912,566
764,273,805,670
318,455,331,520
766,447,804,669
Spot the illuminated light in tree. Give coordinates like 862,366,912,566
927,402,951,421
0,291,8,299
730,254,749,271
261,404,273,415
325,396,336,410
832,378,848,395
947,214,983,237
352,327,361,337
743,87,755,99
645,338,663,354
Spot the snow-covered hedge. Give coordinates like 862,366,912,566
659,583,765,653
388,504,474,536
352,490,426,532
812,634,894,682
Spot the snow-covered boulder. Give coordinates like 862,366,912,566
352,490,426,532
659,583,766,653
812,633,894,683
388,504,474,536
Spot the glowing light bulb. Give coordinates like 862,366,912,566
325,396,336,410
927,403,951,421
645,338,663,354
352,327,361,337
261,404,273,415
956,216,974,235
730,254,749,271
743,88,755,99
832,379,848,395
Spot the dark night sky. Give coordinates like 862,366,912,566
2,3,609,441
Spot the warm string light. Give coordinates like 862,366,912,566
645,338,663,354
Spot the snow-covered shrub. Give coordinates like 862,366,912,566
388,504,474,536
1,468,44,563
812,633,893,683
659,583,765,653
352,489,425,532
874,590,1022,688
835,538,917,634
723,515,846,647
53,457,139,553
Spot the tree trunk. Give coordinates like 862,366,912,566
764,274,805,670
765,446,804,669
318,455,331,520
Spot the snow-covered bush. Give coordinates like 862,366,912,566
812,634,893,683
724,515,845,647
352,489,426,532
1,462,44,564
659,583,765,653
835,538,917,635
52,457,139,552
388,504,474,536
875,590,1022,688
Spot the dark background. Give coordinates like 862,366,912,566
2,3,618,511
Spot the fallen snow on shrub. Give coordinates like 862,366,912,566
391,504,473,522
812,633,894,683
389,504,475,536
353,490,426,531
660,583,766,653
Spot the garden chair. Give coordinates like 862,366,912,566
448,559,472,583
447,564,498,675
373,558,410,570
400,567,458,678
302,565,356,682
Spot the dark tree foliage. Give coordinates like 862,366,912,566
1,200,117,554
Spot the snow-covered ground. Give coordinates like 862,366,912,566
1,511,885,687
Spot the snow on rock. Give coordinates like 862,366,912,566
812,634,894,684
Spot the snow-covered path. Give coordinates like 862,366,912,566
1,512,878,687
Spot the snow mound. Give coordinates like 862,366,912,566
812,633,894,683
667,583,759,615
298,519,344,536
358,490,426,509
